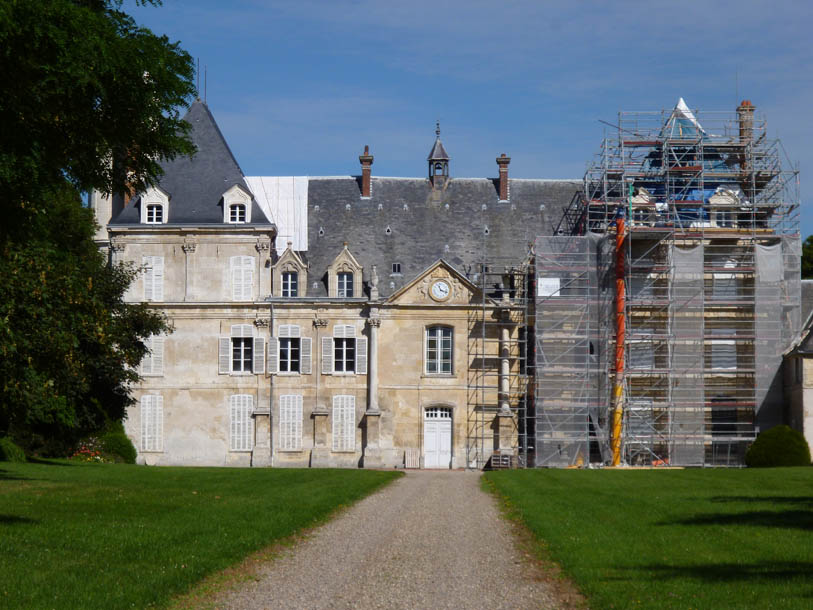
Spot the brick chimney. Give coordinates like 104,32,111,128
496,153,511,201
359,145,374,198
737,100,754,143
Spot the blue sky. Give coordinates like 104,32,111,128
129,0,813,236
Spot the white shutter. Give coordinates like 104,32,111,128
356,337,368,375
279,324,301,338
231,324,253,338
321,337,334,374
267,338,279,374
152,256,164,301
300,338,312,374
253,337,265,374
332,395,355,452
334,324,356,338
143,256,154,301
154,395,164,452
231,256,255,301
144,336,164,376
279,394,303,450
218,337,230,374
230,394,253,451
141,395,163,452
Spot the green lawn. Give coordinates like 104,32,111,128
0,461,400,608
485,468,813,609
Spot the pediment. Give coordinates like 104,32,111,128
386,259,480,305
327,243,362,274
273,243,306,272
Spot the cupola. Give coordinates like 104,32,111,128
427,122,450,189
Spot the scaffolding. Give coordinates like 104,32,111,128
466,252,532,469
552,99,801,466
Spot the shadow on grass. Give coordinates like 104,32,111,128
0,514,38,525
709,495,813,508
626,561,813,586
0,468,33,481
660,509,813,531
26,457,75,466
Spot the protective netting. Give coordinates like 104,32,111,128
533,235,602,466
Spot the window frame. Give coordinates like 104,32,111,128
337,272,354,297
219,325,264,376
425,326,453,375
334,337,356,374
232,337,253,373
229,203,247,223
146,204,164,224
282,271,298,297
279,337,301,373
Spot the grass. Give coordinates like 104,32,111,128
484,468,813,609
0,461,400,608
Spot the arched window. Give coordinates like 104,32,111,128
229,203,246,223
146,204,163,223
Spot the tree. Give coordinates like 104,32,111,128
0,1,194,453
802,235,813,279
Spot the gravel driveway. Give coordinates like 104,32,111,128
214,470,562,609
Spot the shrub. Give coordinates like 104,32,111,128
0,437,26,462
746,425,811,467
99,432,137,464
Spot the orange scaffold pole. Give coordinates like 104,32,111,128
610,212,626,466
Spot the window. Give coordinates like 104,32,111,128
231,256,255,301
268,325,311,375
141,395,163,452
334,338,356,373
229,203,246,223
280,338,299,372
391,263,401,274
146,204,163,223
426,326,453,374
282,271,298,297
321,325,366,375
141,335,164,376
332,395,355,452
337,272,353,297
279,395,303,450
232,337,253,373
219,325,264,375
229,394,253,451
142,256,164,301
717,210,733,228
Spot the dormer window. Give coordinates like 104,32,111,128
338,272,353,297
221,184,252,224
146,204,163,223
229,203,246,223
139,186,170,224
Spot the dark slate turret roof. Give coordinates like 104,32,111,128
427,137,450,161
306,177,580,297
111,100,271,227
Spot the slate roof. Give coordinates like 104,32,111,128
306,177,581,297
428,137,450,161
111,100,271,227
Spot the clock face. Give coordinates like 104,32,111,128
431,280,451,300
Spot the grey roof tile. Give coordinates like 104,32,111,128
111,100,271,227
306,177,580,297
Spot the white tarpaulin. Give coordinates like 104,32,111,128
673,97,706,135
245,176,308,255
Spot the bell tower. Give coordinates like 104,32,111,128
427,121,450,189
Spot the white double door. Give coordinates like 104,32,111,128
423,409,452,469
